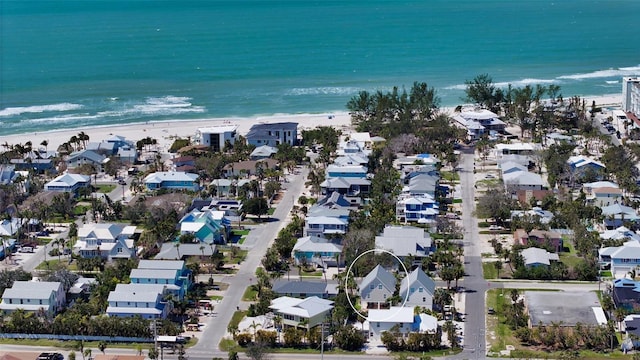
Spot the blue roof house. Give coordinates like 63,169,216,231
144,171,199,191
130,260,192,299
567,155,605,182
179,209,230,244
396,194,439,224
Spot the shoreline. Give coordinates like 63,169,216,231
0,93,623,153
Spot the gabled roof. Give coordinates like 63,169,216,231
315,192,352,208
326,164,368,174
503,171,545,186
399,268,436,299
611,243,640,260
360,265,396,293
68,149,107,164
306,206,350,218
108,289,161,303
129,268,179,280
250,145,278,158
246,122,298,140
2,281,62,300
305,216,348,226
79,223,127,241
567,155,605,169
583,181,619,189
601,204,638,219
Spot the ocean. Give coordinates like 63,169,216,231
1,0,640,136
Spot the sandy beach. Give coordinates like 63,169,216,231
0,112,354,153
0,94,623,152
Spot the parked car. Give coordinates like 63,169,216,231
118,179,127,185
37,353,64,360
488,225,503,231
36,230,49,236
488,307,496,315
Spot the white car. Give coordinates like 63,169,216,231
488,225,503,231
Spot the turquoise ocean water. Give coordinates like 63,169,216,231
1,0,640,136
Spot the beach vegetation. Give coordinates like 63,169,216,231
347,81,440,138
169,138,191,153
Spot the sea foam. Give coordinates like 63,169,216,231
0,103,83,117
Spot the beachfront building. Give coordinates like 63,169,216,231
623,77,640,118
246,122,298,147
196,125,238,152
66,149,109,172
143,171,199,191
44,172,90,195
453,109,506,141
0,281,66,315
74,223,137,260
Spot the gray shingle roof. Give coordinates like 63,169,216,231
360,265,396,292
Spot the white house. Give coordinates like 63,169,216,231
269,296,334,329
599,241,640,278
359,265,396,309
521,247,559,267
291,236,343,267
196,124,238,152
44,173,90,194
399,268,436,308
106,286,170,319
74,223,137,260
375,225,433,262
366,306,415,340
0,281,65,315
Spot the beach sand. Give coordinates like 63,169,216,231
0,112,354,153
0,94,623,151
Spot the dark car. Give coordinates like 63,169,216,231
118,179,127,185
37,353,64,360
36,230,49,236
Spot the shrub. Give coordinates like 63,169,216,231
256,330,277,347
235,333,252,347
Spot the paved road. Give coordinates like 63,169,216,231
448,146,489,360
187,166,309,359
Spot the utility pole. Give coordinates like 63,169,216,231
320,322,324,360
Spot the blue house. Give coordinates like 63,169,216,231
292,236,343,267
131,260,192,299
396,194,439,224
179,209,230,244
246,122,297,147
144,171,199,191
567,155,605,181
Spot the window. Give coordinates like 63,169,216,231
423,297,426,302
419,287,424,293
370,285,374,289
117,247,123,253
400,323,403,328
410,287,415,293
376,322,380,328
378,284,383,289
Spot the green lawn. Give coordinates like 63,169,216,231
441,170,460,182
36,258,77,271
267,207,276,215
210,295,223,301
94,184,116,193
483,262,498,279
242,286,257,301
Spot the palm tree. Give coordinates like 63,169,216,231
174,242,181,260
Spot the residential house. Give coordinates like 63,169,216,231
601,203,640,229
304,216,348,237
86,142,116,156
44,173,90,194
600,226,640,243
495,143,539,159
375,226,433,263
246,122,297,147
209,179,233,198
0,281,65,315
292,236,343,267
0,218,22,237
106,287,169,319
129,268,190,300
402,173,439,197
66,150,108,171
453,109,506,140
272,280,339,299
516,189,553,207
0,165,18,185
117,145,138,164
319,177,370,200
115,283,179,303
250,145,278,160
337,132,375,156
326,164,368,179
399,268,436,308
499,161,528,176
360,265,396,309
313,192,354,210
582,181,619,196
612,278,640,312
179,209,229,244
510,207,554,225
136,260,192,296
333,154,369,167
143,171,199,191
514,229,563,253
521,247,559,267
589,187,623,207
269,296,333,329
221,159,278,178
195,125,238,152
154,242,216,260
170,156,196,173
503,171,545,193
545,132,575,145
599,241,640,278
623,315,640,351
105,134,135,151
365,306,415,340
396,194,439,225
567,155,605,182
10,158,54,173
74,223,137,260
